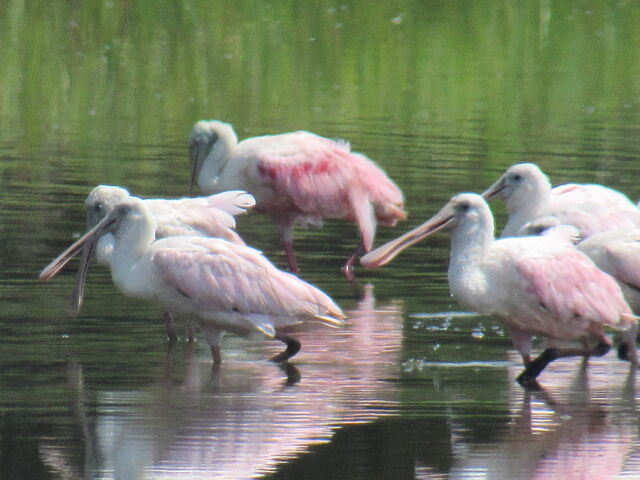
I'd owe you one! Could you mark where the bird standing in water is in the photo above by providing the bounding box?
[361,193,637,386]
[519,218,640,364]
[41,197,345,365]
[70,186,255,342]
[188,120,406,277]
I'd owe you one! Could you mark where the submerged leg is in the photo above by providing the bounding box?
[282,240,299,274]
[276,221,299,274]
[279,362,302,386]
[210,345,222,366]
[516,339,611,387]
[506,325,533,366]
[164,311,178,343]
[341,242,365,281]
[618,323,639,364]
[200,325,224,365]
[185,319,196,342]
[270,334,301,363]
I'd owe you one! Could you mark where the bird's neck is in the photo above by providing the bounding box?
[95,233,116,267]
[448,214,494,292]
[111,217,156,272]
[449,214,494,278]
[198,134,239,192]
[447,215,494,312]
[502,183,551,237]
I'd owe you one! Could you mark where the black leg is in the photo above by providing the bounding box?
[279,362,302,386]
[270,335,301,362]
[516,341,611,387]
[618,342,634,362]
[517,348,558,387]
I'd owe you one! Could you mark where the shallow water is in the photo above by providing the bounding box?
[2,1,640,479]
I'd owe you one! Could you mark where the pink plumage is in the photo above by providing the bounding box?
[483,163,640,238]
[361,193,637,386]
[153,237,343,322]
[548,183,640,236]
[189,121,406,276]
[40,197,346,365]
[515,245,633,340]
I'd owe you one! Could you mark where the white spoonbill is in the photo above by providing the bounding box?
[70,186,255,342]
[361,193,637,386]
[40,197,345,365]
[520,218,640,363]
[188,120,406,276]
[482,163,640,238]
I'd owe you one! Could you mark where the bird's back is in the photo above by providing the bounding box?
[149,236,345,330]
[145,192,253,244]
[239,131,405,229]
[548,183,640,236]
[475,237,634,340]
[577,228,640,310]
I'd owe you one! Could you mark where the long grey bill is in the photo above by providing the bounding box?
[68,241,96,318]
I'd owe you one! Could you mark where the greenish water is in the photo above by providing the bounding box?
[2,1,640,478]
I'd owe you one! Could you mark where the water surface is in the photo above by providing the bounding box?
[2,1,640,479]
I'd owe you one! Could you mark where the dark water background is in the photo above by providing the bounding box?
[2,1,640,478]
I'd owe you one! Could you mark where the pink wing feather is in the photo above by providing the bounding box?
[151,237,344,323]
[550,184,640,235]
[248,131,405,247]
[145,191,255,244]
[515,246,633,339]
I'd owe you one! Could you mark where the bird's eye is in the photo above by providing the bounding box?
[208,132,219,149]
[459,203,470,213]
[513,174,522,181]
[93,203,103,213]
[116,205,131,216]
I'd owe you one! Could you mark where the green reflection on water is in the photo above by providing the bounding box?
[2,0,640,175]
[2,1,640,479]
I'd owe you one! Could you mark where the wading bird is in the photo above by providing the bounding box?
[40,197,345,365]
[520,218,640,364]
[482,163,640,238]
[188,120,406,277]
[71,186,256,342]
[361,193,637,386]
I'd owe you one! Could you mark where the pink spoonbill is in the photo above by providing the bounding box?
[361,193,637,386]
[40,197,345,365]
[520,217,640,364]
[70,186,256,342]
[482,163,640,238]
[188,120,407,277]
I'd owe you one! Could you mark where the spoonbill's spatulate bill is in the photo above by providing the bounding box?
[40,197,345,365]
[361,193,637,386]
[70,186,255,342]
[188,120,406,277]
[482,163,640,238]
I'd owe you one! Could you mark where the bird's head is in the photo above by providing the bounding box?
[482,163,551,212]
[361,193,490,268]
[40,197,152,283]
[85,185,130,228]
[188,120,237,194]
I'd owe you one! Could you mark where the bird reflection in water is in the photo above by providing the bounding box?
[38,285,404,479]
[445,357,639,479]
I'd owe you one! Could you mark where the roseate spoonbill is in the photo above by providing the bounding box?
[482,163,640,238]
[188,120,406,276]
[361,193,637,386]
[70,186,256,342]
[520,218,640,363]
[40,197,345,365]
